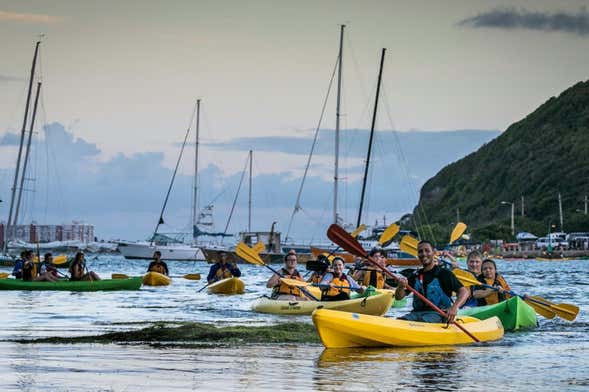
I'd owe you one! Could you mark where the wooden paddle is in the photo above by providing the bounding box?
[236,242,319,301]
[327,223,480,342]
[452,269,578,321]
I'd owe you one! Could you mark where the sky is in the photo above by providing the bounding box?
[0,1,588,242]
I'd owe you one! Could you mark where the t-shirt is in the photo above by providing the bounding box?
[408,265,463,299]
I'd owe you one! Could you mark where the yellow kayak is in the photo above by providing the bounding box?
[142,272,171,286]
[312,309,504,348]
[208,277,245,295]
[251,292,393,316]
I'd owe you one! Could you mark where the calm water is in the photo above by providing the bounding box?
[0,256,588,391]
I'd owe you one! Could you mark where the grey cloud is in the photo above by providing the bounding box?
[0,132,21,145]
[458,7,589,36]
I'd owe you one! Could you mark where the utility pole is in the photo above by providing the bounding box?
[521,195,525,217]
[511,202,515,237]
[558,192,563,232]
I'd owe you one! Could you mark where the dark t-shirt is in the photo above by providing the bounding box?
[408,265,463,299]
[147,261,169,276]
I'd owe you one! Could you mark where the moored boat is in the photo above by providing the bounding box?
[142,271,171,286]
[251,291,393,316]
[207,277,245,294]
[0,277,142,291]
[312,309,504,348]
[458,296,537,331]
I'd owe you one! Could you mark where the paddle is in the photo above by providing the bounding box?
[450,222,467,244]
[452,269,578,321]
[33,254,68,265]
[400,235,419,257]
[378,223,399,246]
[280,277,363,292]
[236,242,319,301]
[327,223,480,342]
[112,273,200,280]
[0,272,9,279]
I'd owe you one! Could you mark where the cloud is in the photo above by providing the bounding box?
[0,133,21,146]
[458,7,589,36]
[0,74,23,82]
[0,10,62,24]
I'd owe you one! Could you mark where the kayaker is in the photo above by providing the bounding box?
[11,251,26,279]
[457,250,484,307]
[352,248,393,290]
[473,259,511,306]
[39,252,60,279]
[22,251,57,282]
[395,240,469,323]
[266,250,308,301]
[319,257,365,301]
[147,251,169,276]
[307,254,331,284]
[207,251,241,283]
[69,252,101,281]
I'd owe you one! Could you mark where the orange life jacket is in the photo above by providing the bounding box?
[274,268,302,297]
[326,274,351,297]
[215,266,233,280]
[363,269,385,289]
[481,275,511,305]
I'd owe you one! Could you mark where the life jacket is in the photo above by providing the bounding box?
[363,269,385,289]
[326,274,351,297]
[274,268,302,297]
[150,262,167,275]
[69,262,85,281]
[215,265,233,280]
[477,275,510,305]
[412,268,453,311]
[310,273,323,285]
[22,261,35,281]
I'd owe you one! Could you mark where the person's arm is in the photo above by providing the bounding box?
[441,251,458,269]
[447,286,469,322]
[164,263,169,276]
[207,264,219,283]
[395,276,412,300]
[229,263,241,277]
[266,273,281,288]
[347,276,364,293]
[442,270,468,322]
[147,261,155,273]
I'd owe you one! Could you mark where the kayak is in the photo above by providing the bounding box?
[0,277,142,291]
[312,309,504,348]
[458,296,537,331]
[208,277,245,295]
[143,272,171,286]
[251,291,394,316]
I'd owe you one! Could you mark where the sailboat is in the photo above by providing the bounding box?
[118,100,213,261]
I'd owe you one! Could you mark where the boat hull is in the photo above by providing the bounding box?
[0,277,142,291]
[312,309,504,348]
[207,277,245,294]
[202,248,314,264]
[142,272,171,286]
[118,242,204,261]
[458,296,537,331]
[251,292,393,316]
[310,247,420,267]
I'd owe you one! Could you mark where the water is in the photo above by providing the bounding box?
[1,256,588,391]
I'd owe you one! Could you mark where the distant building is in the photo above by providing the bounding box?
[0,221,95,248]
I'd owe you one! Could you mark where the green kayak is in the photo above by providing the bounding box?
[0,277,142,291]
[458,296,537,331]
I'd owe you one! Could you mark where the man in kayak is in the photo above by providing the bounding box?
[473,259,511,306]
[266,250,308,301]
[319,257,365,301]
[147,251,169,276]
[352,248,393,290]
[446,250,483,307]
[39,253,60,279]
[11,251,26,279]
[395,241,469,323]
[207,251,241,284]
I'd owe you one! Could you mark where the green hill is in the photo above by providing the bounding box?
[411,80,589,242]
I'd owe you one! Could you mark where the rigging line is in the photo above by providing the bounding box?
[151,105,198,244]
[284,52,339,240]
[222,153,250,241]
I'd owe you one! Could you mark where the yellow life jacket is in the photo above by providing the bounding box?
[310,273,323,284]
[327,274,350,297]
[150,263,166,275]
[215,266,233,280]
[363,269,385,289]
[482,275,510,305]
[275,268,302,297]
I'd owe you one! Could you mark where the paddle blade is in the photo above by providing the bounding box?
[450,222,467,244]
[252,242,266,253]
[280,277,309,288]
[53,255,68,265]
[351,224,367,238]
[524,298,556,319]
[236,242,265,266]
[327,224,368,258]
[452,269,480,287]
[0,272,9,279]
[112,273,129,279]
[527,296,579,321]
[378,223,400,246]
[183,273,201,281]
[400,238,418,257]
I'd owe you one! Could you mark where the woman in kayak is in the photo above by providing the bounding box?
[69,252,101,281]
[352,248,392,290]
[22,251,58,282]
[147,251,169,276]
[39,253,60,279]
[207,251,241,284]
[267,250,307,301]
[320,257,365,301]
[473,259,511,306]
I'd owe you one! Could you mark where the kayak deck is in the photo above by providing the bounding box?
[458,296,537,331]
[143,272,171,286]
[208,277,245,295]
[312,309,504,348]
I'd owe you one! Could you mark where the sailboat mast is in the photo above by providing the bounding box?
[357,48,386,228]
[5,41,41,250]
[334,24,344,224]
[248,150,252,232]
[192,99,200,235]
[14,81,42,226]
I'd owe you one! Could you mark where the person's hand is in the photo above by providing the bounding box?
[446,304,459,323]
[397,276,408,289]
